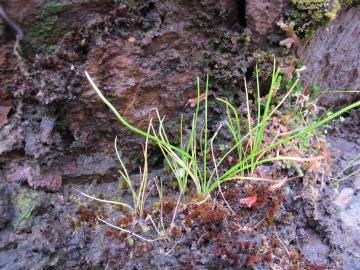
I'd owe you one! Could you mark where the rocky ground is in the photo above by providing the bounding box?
[0,1,359,269]
[0,109,359,269]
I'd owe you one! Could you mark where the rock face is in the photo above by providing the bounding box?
[301,8,360,108]
[2,0,355,192]
[246,0,288,43]
[0,0,249,191]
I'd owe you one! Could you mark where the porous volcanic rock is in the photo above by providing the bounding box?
[246,0,288,43]
[0,0,250,190]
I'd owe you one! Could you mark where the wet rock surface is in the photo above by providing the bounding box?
[286,108,360,269]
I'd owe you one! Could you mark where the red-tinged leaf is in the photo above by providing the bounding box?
[188,93,206,108]
[240,195,257,208]
[279,66,295,79]
[227,156,237,164]
[279,124,288,132]
[285,148,303,158]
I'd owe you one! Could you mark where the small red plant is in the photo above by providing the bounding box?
[239,195,257,208]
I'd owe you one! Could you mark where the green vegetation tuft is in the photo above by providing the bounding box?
[340,0,360,8]
[289,0,341,38]
[288,0,360,40]
[13,193,40,230]
[85,59,360,197]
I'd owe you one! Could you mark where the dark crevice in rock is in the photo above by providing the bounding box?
[237,0,247,27]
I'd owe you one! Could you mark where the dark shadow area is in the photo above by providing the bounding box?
[237,0,247,27]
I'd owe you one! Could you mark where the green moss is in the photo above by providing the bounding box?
[340,0,360,8]
[3,84,12,92]
[13,193,40,230]
[289,0,340,39]
[22,1,66,57]
[289,0,360,40]
[241,29,251,48]
[326,0,341,20]
[291,0,328,19]
[252,50,276,86]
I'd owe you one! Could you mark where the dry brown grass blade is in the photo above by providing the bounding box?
[97,217,165,242]
[73,188,134,212]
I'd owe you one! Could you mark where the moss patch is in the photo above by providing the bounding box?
[287,0,360,40]
[22,1,66,58]
[288,0,339,39]
[13,192,41,230]
[340,0,360,8]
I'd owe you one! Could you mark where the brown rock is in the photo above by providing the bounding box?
[0,105,11,128]
[0,86,12,128]
[5,162,62,192]
[1,0,247,191]
[246,0,288,43]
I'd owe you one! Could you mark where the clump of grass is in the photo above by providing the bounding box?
[85,59,360,197]
[113,119,152,218]
[75,121,152,218]
[74,120,168,242]
[75,120,154,218]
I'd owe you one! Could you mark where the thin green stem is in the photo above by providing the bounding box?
[202,75,209,193]
[85,71,189,158]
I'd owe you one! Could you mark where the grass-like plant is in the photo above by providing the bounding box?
[74,120,169,242]
[148,76,209,195]
[113,120,152,218]
[85,60,360,197]
[75,121,153,218]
